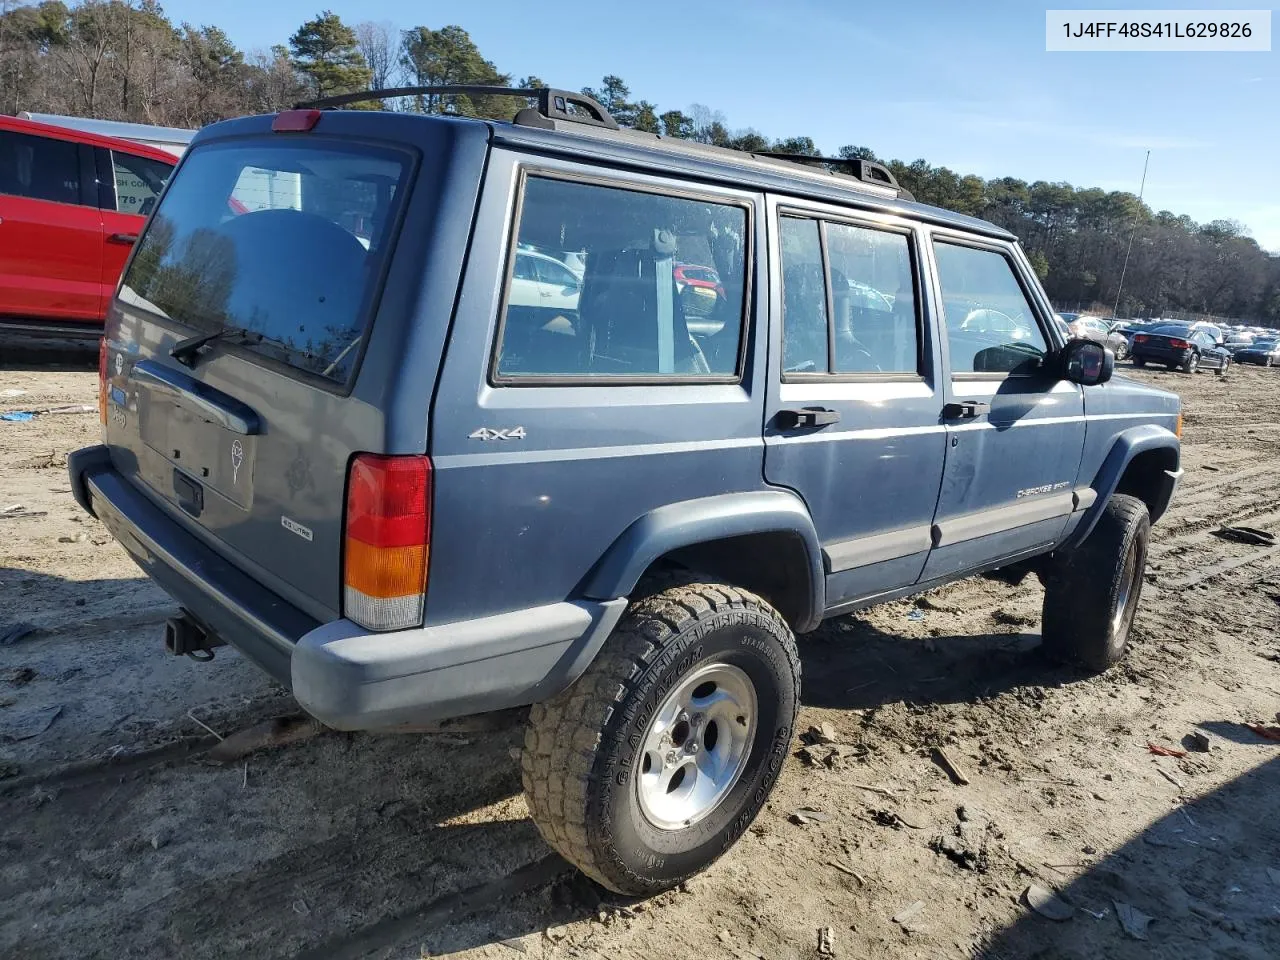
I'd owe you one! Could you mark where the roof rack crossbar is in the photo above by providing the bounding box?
[294,85,619,130]
[757,152,908,196]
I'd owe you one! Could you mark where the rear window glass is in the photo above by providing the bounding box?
[120,139,410,384]
[494,176,748,380]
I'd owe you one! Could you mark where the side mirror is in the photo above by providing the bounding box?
[1062,338,1114,386]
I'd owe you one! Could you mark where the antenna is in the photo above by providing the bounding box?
[1113,150,1150,319]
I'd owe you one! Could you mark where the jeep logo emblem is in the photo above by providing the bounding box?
[469,426,526,441]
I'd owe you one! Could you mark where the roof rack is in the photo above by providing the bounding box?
[295,85,619,130]
[757,153,912,200]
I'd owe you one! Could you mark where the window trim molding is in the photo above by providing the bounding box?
[778,206,927,384]
[488,166,754,387]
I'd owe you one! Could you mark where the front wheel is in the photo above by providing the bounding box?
[522,579,800,895]
[1181,351,1199,374]
[1115,341,1129,361]
[1041,494,1150,672]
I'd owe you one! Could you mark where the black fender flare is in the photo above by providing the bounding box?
[1068,424,1181,548]
[580,489,826,632]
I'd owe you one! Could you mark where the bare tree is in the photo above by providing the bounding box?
[354,20,399,90]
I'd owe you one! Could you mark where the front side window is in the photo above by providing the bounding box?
[933,242,1048,375]
[120,139,409,385]
[0,130,81,206]
[494,176,748,379]
[112,151,173,216]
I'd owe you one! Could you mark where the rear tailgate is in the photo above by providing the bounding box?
[100,112,488,622]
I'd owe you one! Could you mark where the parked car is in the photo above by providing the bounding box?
[1223,333,1256,355]
[0,115,176,338]
[1068,315,1129,360]
[1234,338,1280,366]
[71,86,1182,897]
[1131,324,1231,374]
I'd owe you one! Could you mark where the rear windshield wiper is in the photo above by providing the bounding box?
[170,326,262,367]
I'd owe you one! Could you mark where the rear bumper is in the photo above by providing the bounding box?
[1132,346,1191,365]
[69,445,627,730]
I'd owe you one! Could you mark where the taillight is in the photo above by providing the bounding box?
[98,337,108,426]
[1133,334,1147,343]
[1169,338,1190,349]
[343,454,431,631]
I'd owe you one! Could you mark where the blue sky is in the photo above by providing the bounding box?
[160,0,1279,250]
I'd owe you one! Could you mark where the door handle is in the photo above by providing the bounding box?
[107,233,138,245]
[942,400,991,420]
[776,407,841,429]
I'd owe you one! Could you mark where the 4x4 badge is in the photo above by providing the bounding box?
[469,426,526,441]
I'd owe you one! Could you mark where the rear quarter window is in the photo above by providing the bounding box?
[120,138,411,385]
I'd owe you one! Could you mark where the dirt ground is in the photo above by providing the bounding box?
[2,348,1278,960]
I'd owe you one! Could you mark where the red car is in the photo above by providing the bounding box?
[0,115,176,336]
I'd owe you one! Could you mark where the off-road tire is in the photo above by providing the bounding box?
[1041,494,1150,672]
[522,579,800,895]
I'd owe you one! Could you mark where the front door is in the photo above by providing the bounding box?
[762,200,947,611]
[921,234,1086,582]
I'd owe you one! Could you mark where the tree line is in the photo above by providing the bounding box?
[2,1,1276,325]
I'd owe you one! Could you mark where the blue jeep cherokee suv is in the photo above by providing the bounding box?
[70,86,1182,896]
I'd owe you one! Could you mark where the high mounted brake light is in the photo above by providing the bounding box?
[272,109,321,132]
[343,454,431,631]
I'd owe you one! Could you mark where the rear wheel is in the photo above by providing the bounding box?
[1041,494,1150,672]
[522,578,800,895]
[1181,351,1199,374]
[1216,358,1229,377]
[1132,356,1146,368]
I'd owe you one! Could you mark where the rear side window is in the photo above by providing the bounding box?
[494,176,749,380]
[120,139,410,385]
[933,242,1048,375]
[111,151,173,216]
[0,130,81,206]
[780,215,920,376]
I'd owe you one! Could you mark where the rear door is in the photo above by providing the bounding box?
[762,198,947,610]
[428,154,765,624]
[921,233,1086,581]
[98,147,175,313]
[0,128,103,322]
[103,130,432,622]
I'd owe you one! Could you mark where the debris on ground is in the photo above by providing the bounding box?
[4,667,36,686]
[870,809,921,830]
[1114,901,1154,940]
[932,746,972,785]
[0,704,62,741]
[1024,884,1073,921]
[1185,730,1212,752]
[992,608,1036,626]
[930,804,993,872]
[906,609,926,622]
[0,412,34,422]
[716,929,732,944]
[1148,742,1188,758]
[1243,722,1280,742]
[891,901,925,926]
[790,807,831,826]
[803,722,839,744]
[817,926,834,955]
[0,623,36,646]
[1213,526,1276,546]
[208,715,323,763]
